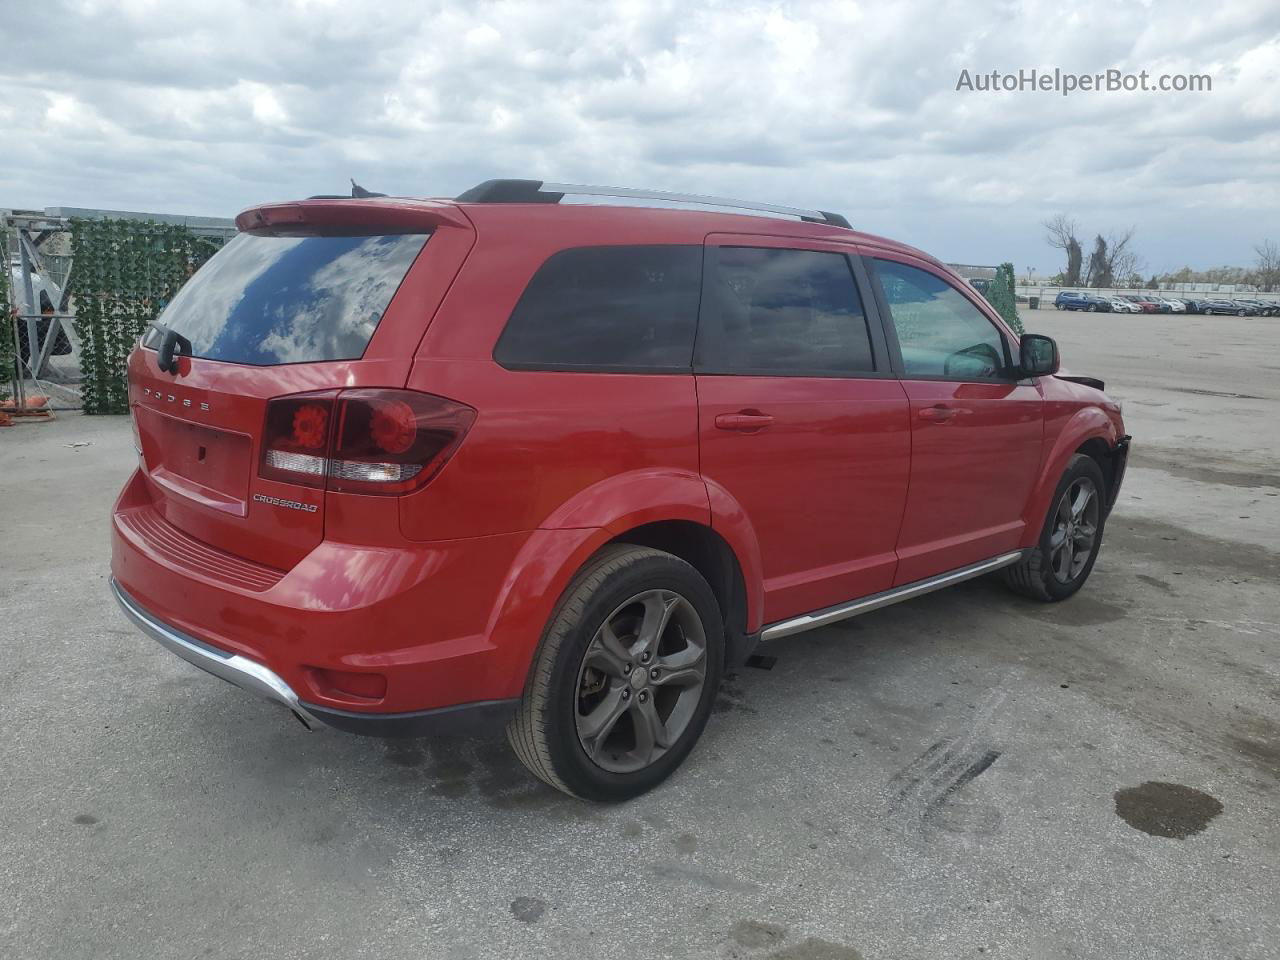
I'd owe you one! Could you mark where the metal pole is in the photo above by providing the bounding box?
[10,308,25,412]
[16,228,39,373]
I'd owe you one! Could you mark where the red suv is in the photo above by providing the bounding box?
[111,179,1129,800]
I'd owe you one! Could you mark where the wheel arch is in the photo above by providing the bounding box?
[1020,407,1119,545]
[486,470,765,695]
[1074,435,1120,505]
[605,519,757,668]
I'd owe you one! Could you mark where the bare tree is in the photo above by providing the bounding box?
[1254,240,1280,292]
[1107,228,1140,286]
[1081,228,1138,289]
[1044,215,1083,285]
[1084,235,1109,288]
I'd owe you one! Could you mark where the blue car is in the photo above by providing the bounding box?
[1054,291,1109,312]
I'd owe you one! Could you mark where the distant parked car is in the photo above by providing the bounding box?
[1108,298,1140,314]
[1202,299,1251,316]
[1178,298,1208,314]
[1235,298,1278,317]
[1055,291,1108,312]
[1156,297,1186,313]
[1120,295,1159,314]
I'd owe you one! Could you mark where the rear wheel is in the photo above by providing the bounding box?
[1237,309,1246,317]
[508,545,723,801]
[1004,454,1107,602]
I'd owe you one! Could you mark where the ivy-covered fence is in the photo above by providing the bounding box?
[70,219,222,414]
[0,260,14,403]
[989,262,1024,335]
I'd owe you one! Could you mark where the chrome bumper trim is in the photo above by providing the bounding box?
[760,550,1027,641]
[111,578,315,727]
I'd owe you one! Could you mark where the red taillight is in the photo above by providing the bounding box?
[329,388,476,495]
[259,390,337,489]
[259,388,475,496]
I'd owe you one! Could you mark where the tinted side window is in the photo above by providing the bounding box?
[874,259,1011,380]
[494,245,701,372]
[695,247,875,376]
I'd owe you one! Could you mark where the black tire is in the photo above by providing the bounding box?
[1087,304,1097,312]
[507,544,724,801]
[1237,309,1246,317]
[1055,303,1064,310]
[1003,454,1108,602]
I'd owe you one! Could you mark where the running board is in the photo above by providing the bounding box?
[760,550,1028,641]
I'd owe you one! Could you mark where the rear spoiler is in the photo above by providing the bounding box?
[235,198,471,235]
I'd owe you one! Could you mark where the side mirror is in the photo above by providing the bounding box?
[1019,333,1059,377]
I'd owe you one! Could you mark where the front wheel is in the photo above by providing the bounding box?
[1004,454,1108,602]
[508,544,724,801]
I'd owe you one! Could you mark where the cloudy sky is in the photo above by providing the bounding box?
[2,0,1277,275]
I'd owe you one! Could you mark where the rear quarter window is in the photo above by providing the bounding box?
[142,232,429,365]
[493,245,702,372]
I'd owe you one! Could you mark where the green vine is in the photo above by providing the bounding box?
[990,262,1024,335]
[70,218,222,414]
[0,237,14,403]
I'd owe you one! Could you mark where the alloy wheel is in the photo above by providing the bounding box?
[574,589,707,774]
[1048,477,1100,584]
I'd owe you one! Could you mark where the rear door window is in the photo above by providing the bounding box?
[142,232,429,365]
[695,246,876,376]
[493,245,702,372]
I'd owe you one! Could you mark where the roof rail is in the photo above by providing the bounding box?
[454,179,851,228]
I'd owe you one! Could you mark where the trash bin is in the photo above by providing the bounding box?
[1028,296,1040,310]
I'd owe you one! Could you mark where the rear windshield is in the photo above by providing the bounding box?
[141,232,429,365]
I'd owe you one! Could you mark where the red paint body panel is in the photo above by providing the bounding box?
[1020,381,1122,541]
[110,196,1127,723]
[398,361,701,540]
[697,374,910,622]
[892,378,1045,583]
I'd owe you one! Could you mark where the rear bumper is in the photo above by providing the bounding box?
[110,466,546,720]
[113,578,316,724]
[112,578,517,736]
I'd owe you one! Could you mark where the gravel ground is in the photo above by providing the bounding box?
[1,308,1277,960]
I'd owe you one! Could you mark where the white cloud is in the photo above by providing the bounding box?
[0,0,1277,272]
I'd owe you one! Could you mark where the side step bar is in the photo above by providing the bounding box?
[760,550,1027,641]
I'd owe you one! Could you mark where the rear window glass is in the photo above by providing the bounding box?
[141,232,429,365]
[493,245,701,372]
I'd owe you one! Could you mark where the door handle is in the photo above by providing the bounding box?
[918,404,965,422]
[715,411,775,432]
